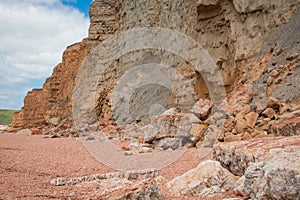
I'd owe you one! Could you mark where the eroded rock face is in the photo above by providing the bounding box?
[10,0,300,135]
[77,0,300,126]
[10,40,88,131]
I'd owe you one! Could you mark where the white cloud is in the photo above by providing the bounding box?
[0,0,90,109]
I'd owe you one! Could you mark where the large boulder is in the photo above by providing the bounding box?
[213,135,300,176]
[142,113,197,149]
[244,146,300,199]
[272,117,300,136]
[166,160,237,197]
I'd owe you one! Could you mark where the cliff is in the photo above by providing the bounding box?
[10,0,300,131]
[10,40,88,131]
[5,1,300,198]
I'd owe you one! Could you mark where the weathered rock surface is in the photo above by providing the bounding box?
[10,0,300,132]
[50,168,159,186]
[272,116,300,136]
[16,129,32,136]
[50,169,164,199]
[9,40,88,131]
[244,145,300,200]
[191,98,212,120]
[213,135,300,176]
[166,160,237,197]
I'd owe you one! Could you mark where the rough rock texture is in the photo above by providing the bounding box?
[9,40,88,131]
[244,145,300,200]
[213,135,300,176]
[50,169,159,186]
[16,129,32,136]
[166,160,237,197]
[50,169,164,199]
[272,114,300,136]
[10,0,300,130]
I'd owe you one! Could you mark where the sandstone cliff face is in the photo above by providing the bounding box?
[10,0,300,130]
[84,0,300,124]
[10,40,88,131]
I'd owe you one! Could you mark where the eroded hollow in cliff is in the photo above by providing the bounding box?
[95,49,211,125]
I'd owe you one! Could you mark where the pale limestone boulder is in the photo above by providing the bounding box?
[213,135,300,176]
[16,129,32,136]
[166,160,237,197]
[244,146,300,200]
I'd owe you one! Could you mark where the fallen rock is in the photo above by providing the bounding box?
[166,160,237,197]
[267,97,281,110]
[16,129,32,136]
[272,117,300,136]
[143,113,194,148]
[49,117,60,126]
[152,137,192,150]
[213,135,300,176]
[235,118,248,134]
[233,176,246,197]
[51,169,164,200]
[50,168,159,186]
[227,84,253,116]
[224,133,241,142]
[261,108,276,119]
[244,145,300,200]
[275,110,300,124]
[100,178,164,200]
[244,112,258,128]
[251,130,268,138]
[190,98,212,120]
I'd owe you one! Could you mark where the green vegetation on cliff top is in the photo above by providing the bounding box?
[0,110,18,125]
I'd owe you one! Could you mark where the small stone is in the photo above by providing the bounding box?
[267,97,281,110]
[279,103,289,115]
[270,70,280,77]
[286,52,299,61]
[86,136,95,141]
[49,117,60,126]
[274,77,282,84]
[16,129,32,135]
[251,130,268,138]
[267,77,273,86]
[244,112,259,128]
[235,119,248,134]
[225,133,241,142]
[241,132,251,140]
[124,152,133,156]
[191,98,212,120]
[262,108,276,119]
[50,133,61,138]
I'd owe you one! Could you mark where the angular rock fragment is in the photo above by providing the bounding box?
[166,160,237,197]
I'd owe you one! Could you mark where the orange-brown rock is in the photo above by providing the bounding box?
[9,40,88,131]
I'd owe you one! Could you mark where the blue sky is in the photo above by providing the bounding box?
[0,0,93,109]
[62,0,93,17]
